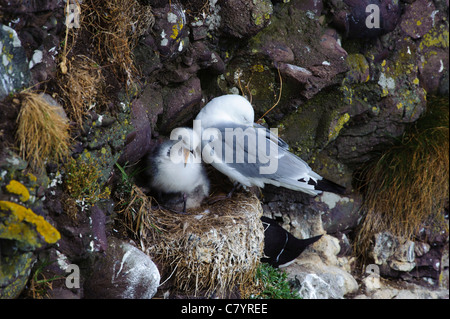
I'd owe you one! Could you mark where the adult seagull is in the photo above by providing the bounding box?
[194,94,345,196]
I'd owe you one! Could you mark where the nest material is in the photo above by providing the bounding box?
[125,186,264,297]
[58,55,105,126]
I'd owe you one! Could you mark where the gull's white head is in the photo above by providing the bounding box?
[195,94,255,127]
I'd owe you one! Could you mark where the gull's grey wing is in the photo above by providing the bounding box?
[201,122,321,194]
[253,123,290,151]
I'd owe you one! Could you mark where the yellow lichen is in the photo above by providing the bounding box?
[329,113,350,140]
[251,64,265,73]
[419,25,449,50]
[170,22,183,40]
[27,172,37,183]
[0,200,61,244]
[5,180,30,202]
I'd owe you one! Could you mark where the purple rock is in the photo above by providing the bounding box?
[118,99,152,165]
[400,0,437,39]
[331,0,401,38]
[152,2,188,60]
[90,205,108,253]
[160,76,202,133]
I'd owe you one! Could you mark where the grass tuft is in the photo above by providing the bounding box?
[15,92,71,172]
[355,96,449,259]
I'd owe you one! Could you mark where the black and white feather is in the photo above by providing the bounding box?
[261,216,322,268]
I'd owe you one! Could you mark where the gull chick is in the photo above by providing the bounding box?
[194,94,345,196]
[147,127,210,212]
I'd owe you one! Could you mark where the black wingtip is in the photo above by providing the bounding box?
[310,178,347,195]
[299,234,323,247]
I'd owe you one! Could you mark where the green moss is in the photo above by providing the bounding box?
[64,156,111,206]
[280,87,347,160]
[250,263,301,299]
[0,252,35,299]
[223,56,280,115]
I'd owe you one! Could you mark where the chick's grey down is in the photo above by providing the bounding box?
[147,127,210,210]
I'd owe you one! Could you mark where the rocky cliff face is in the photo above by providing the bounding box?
[1,0,448,299]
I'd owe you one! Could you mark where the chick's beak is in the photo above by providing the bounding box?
[183,148,195,167]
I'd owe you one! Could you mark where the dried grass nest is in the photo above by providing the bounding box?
[123,186,264,297]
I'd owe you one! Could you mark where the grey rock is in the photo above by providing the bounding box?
[394,240,415,263]
[89,205,108,253]
[371,231,399,265]
[290,0,323,16]
[414,242,431,257]
[287,251,359,299]
[314,192,363,235]
[388,260,416,272]
[354,282,449,299]
[0,24,31,100]
[418,48,448,95]
[262,186,362,240]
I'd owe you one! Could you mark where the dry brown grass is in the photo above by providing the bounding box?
[58,55,105,126]
[81,0,154,87]
[355,97,449,259]
[57,0,154,126]
[15,92,71,172]
[120,186,264,298]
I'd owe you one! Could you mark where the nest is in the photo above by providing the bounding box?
[123,186,264,297]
